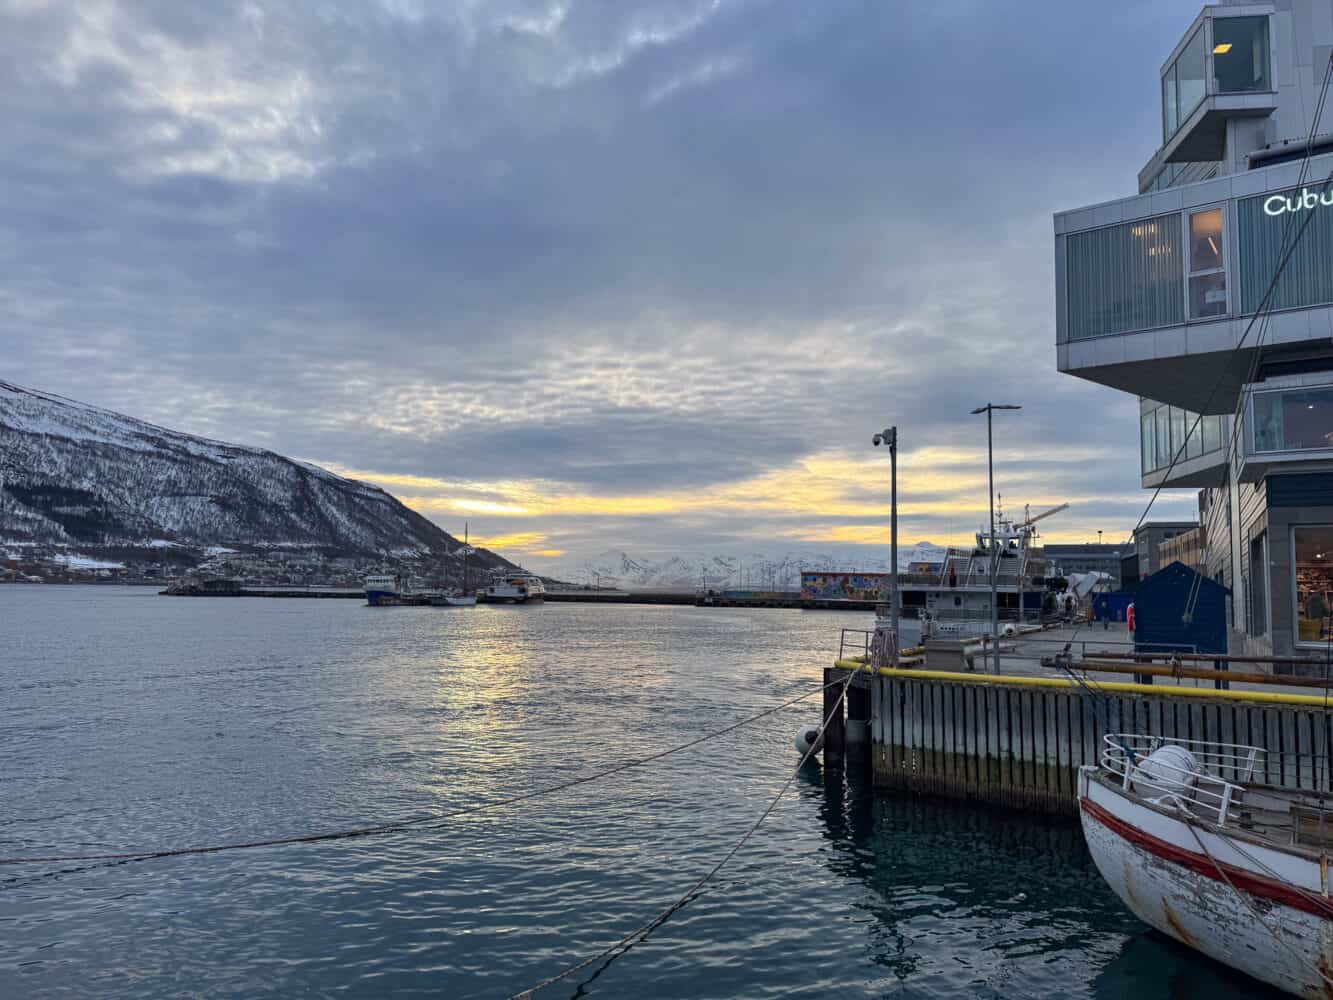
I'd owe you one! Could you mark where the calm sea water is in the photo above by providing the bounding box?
[0,586,1277,999]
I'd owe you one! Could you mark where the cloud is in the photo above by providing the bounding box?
[0,0,1205,568]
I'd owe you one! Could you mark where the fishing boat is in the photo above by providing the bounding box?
[431,527,479,607]
[480,571,546,604]
[363,573,402,607]
[1079,733,1333,998]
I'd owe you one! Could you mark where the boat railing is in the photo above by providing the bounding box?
[1101,733,1265,826]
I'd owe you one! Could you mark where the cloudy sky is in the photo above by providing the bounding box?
[2,0,1202,572]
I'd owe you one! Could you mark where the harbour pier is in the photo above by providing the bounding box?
[822,627,1333,818]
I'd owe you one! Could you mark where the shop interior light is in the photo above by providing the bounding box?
[1207,236,1219,256]
[1213,42,1233,54]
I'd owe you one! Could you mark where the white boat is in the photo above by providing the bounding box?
[480,571,546,604]
[1080,733,1333,998]
[431,592,478,607]
[364,573,402,606]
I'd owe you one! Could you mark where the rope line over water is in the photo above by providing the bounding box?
[506,663,863,999]
[0,679,840,871]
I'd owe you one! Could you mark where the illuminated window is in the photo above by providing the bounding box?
[1213,17,1270,94]
[1294,527,1333,645]
[1188,208,1227,319]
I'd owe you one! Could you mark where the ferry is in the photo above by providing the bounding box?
[363,573,402,607]
[480,571,546,604]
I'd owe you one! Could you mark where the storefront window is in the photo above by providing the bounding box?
[1253,386,1333,453]
[1294,527,1333,645]
[1212,16,1270,94]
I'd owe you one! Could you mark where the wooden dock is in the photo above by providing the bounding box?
[824,661,1333,817]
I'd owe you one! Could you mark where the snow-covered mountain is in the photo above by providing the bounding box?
[548,543,949,592]
[0,380,516,577]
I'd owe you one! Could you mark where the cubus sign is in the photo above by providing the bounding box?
[1263,187,1333,217]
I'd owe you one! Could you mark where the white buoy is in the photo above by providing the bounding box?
[794,726,824,756]
[1002,623,1018,637]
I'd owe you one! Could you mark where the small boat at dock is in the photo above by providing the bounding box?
[1080,733,1333,998]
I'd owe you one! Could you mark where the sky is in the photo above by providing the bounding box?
[1,0,1205,573]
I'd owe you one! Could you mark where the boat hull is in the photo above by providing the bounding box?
[1079,771,1333,999]
[432,595,478,607]
[365,589,400,607]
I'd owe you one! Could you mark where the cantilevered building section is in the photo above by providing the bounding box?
[1054,1,1333,659]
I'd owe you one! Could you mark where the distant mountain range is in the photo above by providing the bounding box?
[0,380,517,580]
[546,543,950,592]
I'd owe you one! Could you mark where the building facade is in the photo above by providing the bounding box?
[1042,543,1128,589]
[1054,1,1333,658]
[1133,521,1201,579]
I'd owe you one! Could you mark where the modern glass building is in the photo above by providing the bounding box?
[1054,1,1333,659]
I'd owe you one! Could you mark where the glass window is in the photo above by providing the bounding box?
[1169,407,1187,464]
[1066,214,1184,340]
[1190,272,1228,318]
[1202,413,1223,453]
[1162,64,1179,141]
[1186,411,1203,459]
[1141,409,1157,473]
[1237,187,1333,313]
[1213,16,1270,94]
[1294,527,1333,645]
[1177,28,1206,120]
[1156,405,1171,469]
[1188,208,1226,319]
[1253,387,1333,452]
[1190,209,1224,271]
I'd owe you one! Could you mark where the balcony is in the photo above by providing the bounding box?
[1140,401,1229,488]
[1239,376,1333,482]
[1138,7,1277,190]
[1055,154,1333,414]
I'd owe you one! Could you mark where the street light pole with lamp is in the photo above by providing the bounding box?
[970,403,1021,675]
[873,427,899,668]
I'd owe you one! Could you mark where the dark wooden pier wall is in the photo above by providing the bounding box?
[825,667,1333,817]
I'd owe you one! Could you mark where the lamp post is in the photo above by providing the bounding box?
[873,427,899,667]
[970,403,1022,675]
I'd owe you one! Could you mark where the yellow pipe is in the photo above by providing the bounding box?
[831,661,1333,707]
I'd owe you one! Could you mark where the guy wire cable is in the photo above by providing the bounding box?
[504,659,866,1000]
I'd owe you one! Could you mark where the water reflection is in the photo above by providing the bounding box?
[805,763,1282,999]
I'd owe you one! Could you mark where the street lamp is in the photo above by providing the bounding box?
[970,403,1022,675]
[873,427,899,668]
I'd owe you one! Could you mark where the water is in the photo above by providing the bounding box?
[0,586,1278,999]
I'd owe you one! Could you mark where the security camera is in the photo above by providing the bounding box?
[872,434,883,446]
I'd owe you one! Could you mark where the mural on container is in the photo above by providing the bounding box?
[800,571,889,602]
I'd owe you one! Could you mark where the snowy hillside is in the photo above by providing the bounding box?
[0,380,516,576]
[548,543,949,591]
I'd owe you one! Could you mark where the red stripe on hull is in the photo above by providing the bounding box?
[1080,795,1333,921]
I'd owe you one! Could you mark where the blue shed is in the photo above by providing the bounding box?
[1133,561,1229,656]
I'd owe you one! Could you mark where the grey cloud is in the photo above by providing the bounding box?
[0,0,1206,557]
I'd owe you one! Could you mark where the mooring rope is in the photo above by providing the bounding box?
[505,662,865,999]
[0,678,842,871]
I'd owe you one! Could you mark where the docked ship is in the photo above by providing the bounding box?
[801,503,1067,642]
[363,573,402,606]
[479,571,546,604]
[1080,734,1333,998]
